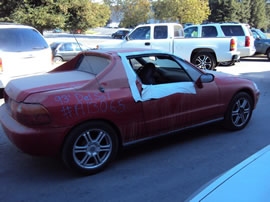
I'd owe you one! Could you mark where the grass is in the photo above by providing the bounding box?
[84,30,99,34]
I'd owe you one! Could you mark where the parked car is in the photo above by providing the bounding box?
[0,49,259,175]
[50,42,89,63]
[0,23,52,95]
[187,145,270,201]
[98,23,240,70]
[184,23,256,65]
[111,29,130,39]
[251,28,270,60]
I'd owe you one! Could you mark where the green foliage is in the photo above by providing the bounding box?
[153,0,210,24]
[0,0,111,34]
[208,0,239,23]
[209,0,268,30]
[64,0,111,33]
[250,0,267,29]
[119,0,152,28]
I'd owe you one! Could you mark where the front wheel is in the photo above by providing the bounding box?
[62,121,119,175]
[192,52,216,70]
[224,92,253,130]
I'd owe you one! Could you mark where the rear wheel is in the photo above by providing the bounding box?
[192,52,216,70]
[224,92,253,130]
[62,121,119,175]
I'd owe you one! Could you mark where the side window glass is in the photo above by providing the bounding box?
[174,25,183,37]
[221,25,245,36]
[202,26,218,37]
[59,44,65,51]
[184,27,198,38]
[63,43,73,51]
[154,26,168,39]
[129,26,150,40]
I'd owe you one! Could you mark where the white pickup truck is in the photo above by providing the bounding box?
[97,23,240,70]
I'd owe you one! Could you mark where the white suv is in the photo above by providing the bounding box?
[0,23,52,93]
[184,23,256,58]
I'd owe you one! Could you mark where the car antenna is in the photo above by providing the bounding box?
[73,33,105,93]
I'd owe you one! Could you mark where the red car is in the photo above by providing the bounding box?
[0,49,260,174]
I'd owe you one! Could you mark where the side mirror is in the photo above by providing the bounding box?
[125,35,129,41]
[196,73,214,88]
[200,73,214,83]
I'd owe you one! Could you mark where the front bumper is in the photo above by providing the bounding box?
[0,104,70,155]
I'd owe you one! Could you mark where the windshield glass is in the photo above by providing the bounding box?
[0,28,48,52]
[255,29,267,39]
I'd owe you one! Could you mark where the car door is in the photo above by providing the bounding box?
[122,26,152,49]
[150,25,171,52]
[139,56,220,138]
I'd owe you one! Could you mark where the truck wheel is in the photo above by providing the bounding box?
[267,49,270,60]
[62,121,119,175]
[192,52,216,70]
[224,92,253,130]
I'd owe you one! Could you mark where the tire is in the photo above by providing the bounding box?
[53,56,63,64]
[267,49,270,60]
[224,92,253,130]
[62,121,119,175]
[192,52,216,70]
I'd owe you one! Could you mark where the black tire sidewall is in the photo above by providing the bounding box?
[53,56,63,63]
[224,92,253,130]
[192,52,216,70]
[62,121,119,175]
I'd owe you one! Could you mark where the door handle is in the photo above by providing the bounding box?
[145,42,150,46]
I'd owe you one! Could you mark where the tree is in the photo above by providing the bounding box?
[208,0,239,23]
[236,0,251,23]
[119,0,152,28]
[0,0,111,34]
[153,0,210,24]
[249,0,267,29]
[64,0,111,33]
[9,0,68,34]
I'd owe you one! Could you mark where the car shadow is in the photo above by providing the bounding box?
[116,121,228,162]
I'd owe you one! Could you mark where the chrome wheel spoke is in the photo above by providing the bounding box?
[93,153,101,165]
[96,131,106,144]
[80,153,92,166]
[100,144,111,152]
[84,131,93,144]
[74,145,88,153]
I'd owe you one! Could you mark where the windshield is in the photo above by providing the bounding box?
[0,28,48,52]
[254,29,267,39]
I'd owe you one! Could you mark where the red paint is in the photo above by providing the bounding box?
[0,49,260,155]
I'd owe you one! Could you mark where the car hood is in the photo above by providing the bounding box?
[188,145,270,201]
[5,71,95,102]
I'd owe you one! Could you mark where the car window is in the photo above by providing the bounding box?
[129,26,150,40]
[221,25,245,36]
[0,28,48,52]
[184,27,198,38]
[76,55,110,75]
[154,26,168,39]
[202,26,218,37]
[129,55,192,85]
[174,25,184,37]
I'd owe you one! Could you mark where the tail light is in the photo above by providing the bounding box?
[0,58,3,73]
[10,100,51,126]
[245,36,250,47]
[230,39,236,51]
